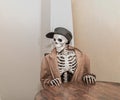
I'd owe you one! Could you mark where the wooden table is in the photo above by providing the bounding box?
[35,81,120,100]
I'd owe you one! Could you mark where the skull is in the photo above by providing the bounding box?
[53,34,68,52]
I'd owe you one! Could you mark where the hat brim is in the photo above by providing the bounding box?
[46,32,55,38]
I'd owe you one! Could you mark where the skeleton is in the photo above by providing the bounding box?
[57,48,77,83]
[49,34,96,86]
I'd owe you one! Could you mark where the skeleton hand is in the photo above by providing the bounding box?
[50,78,62,86]
[82,74,96,85]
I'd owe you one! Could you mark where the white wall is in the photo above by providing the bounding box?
[0,0,74,99]
[51,0,73,31]
[40,0,74,53]
[0,0,41,100]
[40,0,51,55]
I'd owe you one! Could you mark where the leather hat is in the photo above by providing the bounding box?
[46,27,72,44]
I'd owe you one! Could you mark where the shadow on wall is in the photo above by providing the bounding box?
[40,0,52,58]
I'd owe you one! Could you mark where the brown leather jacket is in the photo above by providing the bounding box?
[40,46,90,88]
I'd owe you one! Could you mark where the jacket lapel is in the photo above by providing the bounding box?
[49,48,61,79]
[71,49,84,82]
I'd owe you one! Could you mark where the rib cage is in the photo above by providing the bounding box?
[57,49,77,82]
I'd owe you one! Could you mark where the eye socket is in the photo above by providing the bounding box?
[58,38,62,42]
[53,38,56,41]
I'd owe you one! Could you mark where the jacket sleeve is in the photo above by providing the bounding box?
[83,54,90,75]
[40,56,52,89]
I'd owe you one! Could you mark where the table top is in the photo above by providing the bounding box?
[35,81,120,100]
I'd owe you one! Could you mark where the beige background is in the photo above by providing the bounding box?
[72,0,120,82]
